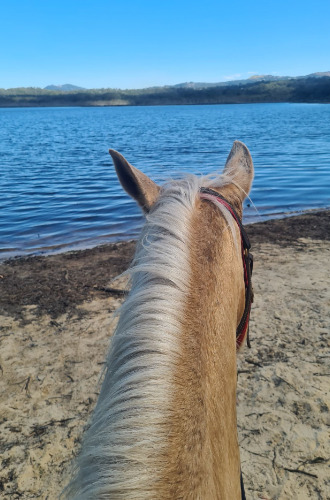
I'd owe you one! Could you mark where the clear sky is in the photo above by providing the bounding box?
[2,0,330,89]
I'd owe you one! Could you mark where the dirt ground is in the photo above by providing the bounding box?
[0,210,329,499]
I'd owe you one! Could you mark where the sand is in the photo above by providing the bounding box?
[0,211,329,499]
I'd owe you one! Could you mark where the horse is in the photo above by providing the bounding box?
[65,140,254,499]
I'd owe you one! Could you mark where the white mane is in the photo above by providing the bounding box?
[65,171,236,499]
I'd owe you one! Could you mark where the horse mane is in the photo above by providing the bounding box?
[65,170,238,499]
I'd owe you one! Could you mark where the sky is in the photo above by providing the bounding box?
[1,0,330,89]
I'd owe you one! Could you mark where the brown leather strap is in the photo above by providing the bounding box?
[199,187,253,347]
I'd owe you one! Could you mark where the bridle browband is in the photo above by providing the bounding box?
[199,187,254,350]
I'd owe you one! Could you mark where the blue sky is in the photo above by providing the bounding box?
[2,0,330,89]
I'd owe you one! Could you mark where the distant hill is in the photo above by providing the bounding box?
[174,72,330,89]
[173,76,287,89]
[0,73,329,107]
[306,71,330,78]
[44,84,85,91]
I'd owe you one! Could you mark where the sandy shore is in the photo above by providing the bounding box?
[0,211,329,499]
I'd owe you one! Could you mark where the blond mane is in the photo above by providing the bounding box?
[65,172,236,499]
[65,140,254,499]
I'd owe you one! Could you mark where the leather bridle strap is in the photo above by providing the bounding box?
[199,187,254,350]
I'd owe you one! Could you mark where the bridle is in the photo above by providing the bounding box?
[200,186,252,499]
[199,187,254,350]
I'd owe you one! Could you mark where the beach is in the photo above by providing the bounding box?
[0,210,329,499]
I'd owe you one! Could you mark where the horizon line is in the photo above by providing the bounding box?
[2,71,330,92]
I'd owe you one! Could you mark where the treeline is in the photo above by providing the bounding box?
[1,77,330,107]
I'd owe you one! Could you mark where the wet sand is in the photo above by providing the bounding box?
[0,210,329,499]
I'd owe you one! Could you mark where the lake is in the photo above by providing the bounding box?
[1,103,329,259]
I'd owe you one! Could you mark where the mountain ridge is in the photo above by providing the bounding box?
[2,71,330,93]
[1,72,329,107]
[44,84,85,91]
[173,71,330,89]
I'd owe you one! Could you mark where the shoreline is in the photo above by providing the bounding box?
[1,75,330,107]
[1,100,330,109]
[1,210,329,320]
[0,210,329,499]
[1,206,329,265]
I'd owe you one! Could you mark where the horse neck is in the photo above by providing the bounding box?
[164,197,244,499]
[65,184,244,500]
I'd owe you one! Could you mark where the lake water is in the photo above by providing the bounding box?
[1,103,329,259]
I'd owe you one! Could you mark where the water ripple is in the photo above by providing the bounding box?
[0,103,329,259]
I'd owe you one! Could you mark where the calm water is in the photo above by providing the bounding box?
[1,103,329,259]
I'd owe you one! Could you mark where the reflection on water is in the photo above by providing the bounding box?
[0,103,329,259]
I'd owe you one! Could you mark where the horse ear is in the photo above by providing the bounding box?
[223,141,254,200]
[109,149,160,212]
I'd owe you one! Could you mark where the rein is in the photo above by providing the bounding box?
[199,187,254,350]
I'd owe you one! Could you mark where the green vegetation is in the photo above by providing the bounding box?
[0,77,329,107]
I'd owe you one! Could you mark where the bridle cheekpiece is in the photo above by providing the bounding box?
[199,187,254,350]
